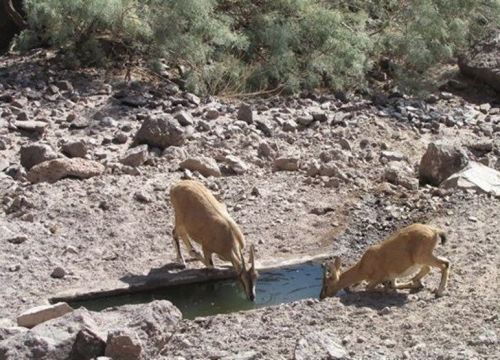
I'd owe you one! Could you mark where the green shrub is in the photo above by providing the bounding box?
[14,0,500,95]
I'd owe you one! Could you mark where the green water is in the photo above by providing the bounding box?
[69,262,323,319]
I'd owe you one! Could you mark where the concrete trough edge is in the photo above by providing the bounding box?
[49,252,332,304]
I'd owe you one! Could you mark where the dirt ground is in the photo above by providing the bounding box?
[0,52,498,359]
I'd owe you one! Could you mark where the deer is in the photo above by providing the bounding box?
[320,223,450,299]
[169,180,258,301]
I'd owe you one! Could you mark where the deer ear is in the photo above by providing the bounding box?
[334,256,341,271]
[249,244,255,270]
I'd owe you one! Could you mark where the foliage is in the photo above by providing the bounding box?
[14,0,500,94]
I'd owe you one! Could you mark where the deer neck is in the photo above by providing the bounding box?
[337,263,365,289]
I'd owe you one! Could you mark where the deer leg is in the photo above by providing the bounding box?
[424,256,450,297]
[171,228,185,266]
[202,247,214,268]
[176,228,206,265]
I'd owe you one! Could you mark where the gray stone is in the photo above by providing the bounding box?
[381,150,407,162]
[258,142,275,159]
[174,111,194,126]
[224,155,248,175]
[134,115,185,149]
[297,112,314,126]
[101,117,118,127]
[205,108,220,120]
[0,318,26,341]
[295,330,348,360]
[441,161,500,197]
[17,303,73,328]
[237,104,253,124]
[20,143,58,170]
[180,157,221,177]
[105,329,142,360]
[62,141,87,158]
[282,119,298,132]
[120,145,149,167]
[7,235,27,244]
[273,157,300,171]
[51,266,66,279]
[419,142,469,186]
[55,81,74,92]
[14,120,47,134]
[69,327,106,360]
[113,131,129,144]
[384,162,419,191]
[27,158,105,184]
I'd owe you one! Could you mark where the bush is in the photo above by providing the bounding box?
[14,0,500,95]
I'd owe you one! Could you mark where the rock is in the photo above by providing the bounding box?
[51,266,66,279]
[55,80,74,92]
[458,30,500,91]
[20,143,59,170]
[384,162,419,191]
[62,140,88,158]
[120,145,149,167]
[338,138,352,151]
[297,112,314,126]
[174,111,194,126]
[295,330,348,360]
[185,93,201,106]
[121,96,147,108]
[255,119,273,137]
[381,150,407,162]
[27,158,105,184]
[237,104,253,124]
[0,318,26,341]
[134,115,185,149]
[134,191,152,203]
[224,155,249,175]
[113,131,129,144]
[282,119,298,132]
[100,117,118,127]
[306,159,321,177]
[180,157,221,177]
[17,303,73,328]
[273,156,300,171]
[258,142,275,159]
[105,329,142,360]
[7,235,27,244]
[69,117,90,129]
[3,309,100,359]
[320,163,349,181]
[205,108,220,120]
[419,142,469,186]
[69,327,106,360]
[441,161,500,197]
[14,120,47,134]
[311,110,328,122]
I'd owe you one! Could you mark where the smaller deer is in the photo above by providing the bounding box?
[170,180,258,301]
[320,224,450,299]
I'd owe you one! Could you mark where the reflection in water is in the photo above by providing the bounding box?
[70,262,324,319]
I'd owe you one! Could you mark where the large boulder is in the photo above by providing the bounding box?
[20,143,59,170]
[0,309,102,360]
[27,158,105,184]
[0,301,182,360]
[419,143,469,186]
[133,115,185,149]
[441,161,500,197]
[458,30,500,92]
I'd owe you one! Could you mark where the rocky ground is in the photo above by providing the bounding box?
[0,50,499,359]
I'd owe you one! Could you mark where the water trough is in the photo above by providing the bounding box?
[49,253,331,319]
